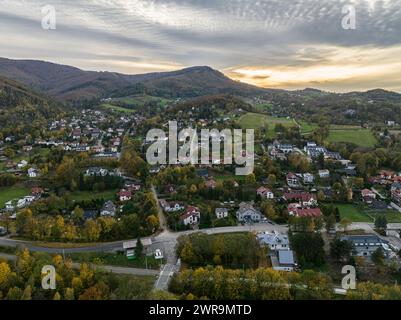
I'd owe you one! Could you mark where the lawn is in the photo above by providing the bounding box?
[368,210,401,223]
[68,252,164,270]
[238,112,316,138]
[327,128,377,148]
[101,104,136,113]
[336,204,373,222]
[69,190,117,202]
[0,186,30,208]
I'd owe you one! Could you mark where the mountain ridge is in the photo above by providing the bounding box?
[0,57,400,103]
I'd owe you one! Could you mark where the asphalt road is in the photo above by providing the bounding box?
[1,221,399,261]
[154,263,176,290]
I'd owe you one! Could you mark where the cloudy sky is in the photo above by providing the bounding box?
[0,0,400,92]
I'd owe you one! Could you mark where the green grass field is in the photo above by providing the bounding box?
[238,112,316,138]
[327,128,377,148]
[68,252,164,269]
[336,204,373,222]
[101,104,136,113]
[0,186,30,208]
[368,210,401,223]
[69,190,117,202]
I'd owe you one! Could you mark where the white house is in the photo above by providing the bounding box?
[28,168,38,178]
[236,202,263,222]
[318,169,330,179]
[215,208,229,219]
[118,190,132,202]
[100,201,116,217]
[17,160,28,169]
[180,206,201,225]
[257,232,290,251]
[257,187,274,199]
[303,173,315,184]
[85,167,109,177]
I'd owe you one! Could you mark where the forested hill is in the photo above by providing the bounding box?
[0,76,66,137]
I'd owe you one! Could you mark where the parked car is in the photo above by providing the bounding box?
[0,226,7,236]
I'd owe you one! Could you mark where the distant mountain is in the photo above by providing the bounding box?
[0,58,267,102]
[1,57,400,105]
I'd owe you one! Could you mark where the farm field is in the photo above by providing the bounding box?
[326,128,377,147]
[0,186,30,208]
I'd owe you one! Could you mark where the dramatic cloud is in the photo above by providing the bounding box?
[0,0,400,91]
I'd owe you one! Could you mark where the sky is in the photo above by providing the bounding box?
[0,0,400,92]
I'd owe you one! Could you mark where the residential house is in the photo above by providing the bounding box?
[257,232,290,251]
[160,200,185,212]
[340,234,390,257]
[361,189,376,204]
[288,207,322,217]
[283,192,317,207]
[72,129,82,140]
[17,160,28,169]
[272,250,296,272]
[318,169,330,179]
[257,187,274,199]
[180,206,201,226]
[303,173,315,184]
[85,167,109,177]
[31,187,44,198]
[100,201,116,217]
[126,184,141,193]
[118,190,132,202]
[28,167,38,178]
[215,208,229,219]
[236,202,263,222]
[286,172,300,188]
[278,144,294,154]
[91,128,101,139]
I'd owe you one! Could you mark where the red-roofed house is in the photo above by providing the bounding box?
[286,172,300,188]
[31,187,44,198]
[289,207,322,217]
[118,190,132,202]
[180,206,201,226]
[361,189,376,203]
[257,187,274,199]
[283,192,317,207]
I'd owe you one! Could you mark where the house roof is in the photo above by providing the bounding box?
[340,234,389,246]
[118,190,131,197]
[257,186,272,193]
[180,206,200,221]
[283,192,314,202]
[101,200,116,212]
[257,233,289,247]
[293,208,322,217]
[278,250,295,265]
